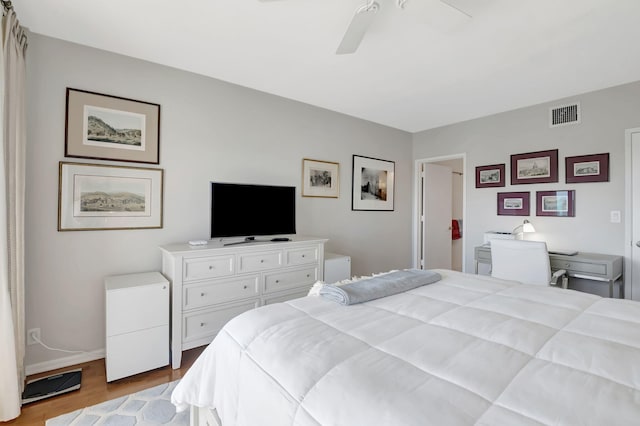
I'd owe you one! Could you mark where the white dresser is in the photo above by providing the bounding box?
[160,236,327,368]
[105,272,169,382]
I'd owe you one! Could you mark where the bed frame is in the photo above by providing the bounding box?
[190,405,221,426]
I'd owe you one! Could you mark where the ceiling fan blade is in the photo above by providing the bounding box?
[439,0,473,17]
[336,2,380,55]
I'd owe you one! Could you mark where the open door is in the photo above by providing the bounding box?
[628,128,640,300]
[421,163,453,269]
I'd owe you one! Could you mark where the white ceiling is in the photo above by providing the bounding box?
[14,0,640,133]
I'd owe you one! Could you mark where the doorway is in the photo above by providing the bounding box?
[625,128,640,300]
[414,154,465,272]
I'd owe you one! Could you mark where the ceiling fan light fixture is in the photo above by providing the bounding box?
[335,1,380,55]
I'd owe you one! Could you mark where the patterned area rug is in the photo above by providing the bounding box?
[45,380,188,425]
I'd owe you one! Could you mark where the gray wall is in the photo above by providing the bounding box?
[25,34,413,369]
[413,81,640,296]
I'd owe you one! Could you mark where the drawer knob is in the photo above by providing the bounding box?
[243,285,248,289]
[306,274,310,278]
[275,280,280,283]
[302,254,305,258]
[260,259,264,263]
[200,322,205,327]
[209,265,213,270]
[201,292,205,297]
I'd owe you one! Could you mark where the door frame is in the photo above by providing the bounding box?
[413,153,467,272]
[624,127,640,300]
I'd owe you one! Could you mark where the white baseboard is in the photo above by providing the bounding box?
[25,348,105,376]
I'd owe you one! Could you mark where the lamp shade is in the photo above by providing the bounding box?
[522,220,535,233]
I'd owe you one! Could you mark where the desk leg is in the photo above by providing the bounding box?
[474,260,478,274]
[609,280,613,298]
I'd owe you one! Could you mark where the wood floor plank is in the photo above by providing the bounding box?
[6,346,205,426]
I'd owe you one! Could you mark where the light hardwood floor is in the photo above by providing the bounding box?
[5,346,206,426]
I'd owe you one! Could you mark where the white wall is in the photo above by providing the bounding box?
[414,81,640,296]
[25,34,413,369]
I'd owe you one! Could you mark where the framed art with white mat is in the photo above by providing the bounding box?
[352,155,394,211]
[58,162,163,231]
[302,158,339,198]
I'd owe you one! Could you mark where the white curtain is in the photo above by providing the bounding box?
[0,7,26,422]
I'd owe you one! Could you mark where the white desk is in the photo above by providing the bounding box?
[474,245,624,298]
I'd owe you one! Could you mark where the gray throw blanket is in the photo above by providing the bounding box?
[319,269,442,305]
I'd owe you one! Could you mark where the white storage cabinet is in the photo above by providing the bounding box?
[105,272,169,382]
[324,252,351,283]
[161,236,327,368]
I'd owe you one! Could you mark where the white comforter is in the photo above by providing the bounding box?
[172,270,640,425]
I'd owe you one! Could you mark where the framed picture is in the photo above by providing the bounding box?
[65,88,161,164]
[58,162,164,231]
[565,153,609,183]
[302,158,339,198]
[352,155,395,211]
[510,149,558,185]
[497,192,530,216]
[476,164,506,188]
[536,190,575,217]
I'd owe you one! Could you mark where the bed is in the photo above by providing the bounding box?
[171,269,640,425]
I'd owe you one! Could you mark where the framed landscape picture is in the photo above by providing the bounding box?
[302,158,339,198]
[65,88,161,164]
[497,192,530,216]
[352,155,395,211]
[476,164,505,188]
[536,190,575,217]
[58,162,164,231]
[510,149,558,185]
[565,153,609,183]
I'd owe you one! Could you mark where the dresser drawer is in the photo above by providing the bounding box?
[475,247,491,263]
[238,251,282,273]
[106,281,168,337]
[264,267,318,294]
[286,246,318,266]
[183,275,260,310]
[183,300,259,343]
[183,255,234,281]
[263,288,310,305]
[550,259,607,277]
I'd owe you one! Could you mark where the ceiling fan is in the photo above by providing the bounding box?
[259,0,473,55]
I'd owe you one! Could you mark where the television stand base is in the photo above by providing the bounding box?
[223,237,290,246]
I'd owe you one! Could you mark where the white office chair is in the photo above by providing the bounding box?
[490,239,568,288]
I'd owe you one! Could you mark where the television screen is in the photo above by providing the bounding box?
[210,182,296,238]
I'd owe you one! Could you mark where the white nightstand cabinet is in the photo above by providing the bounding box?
[105,272,169,382]
[161,236,327,368]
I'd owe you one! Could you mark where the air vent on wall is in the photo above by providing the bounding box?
[549,102,581,127]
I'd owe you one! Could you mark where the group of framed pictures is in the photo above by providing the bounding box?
[301,155,395,211]
[477,149,610,218]
[497,190,575,217]
[59,88,163,231]
[476,149,609,188]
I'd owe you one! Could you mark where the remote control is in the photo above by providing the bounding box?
[271,237,290,242]
[188,240,208,246]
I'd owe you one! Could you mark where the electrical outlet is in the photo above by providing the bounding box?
[27,328,40,345]
[611,210,621,223]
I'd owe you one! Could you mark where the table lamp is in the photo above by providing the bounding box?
[512,219,535,239]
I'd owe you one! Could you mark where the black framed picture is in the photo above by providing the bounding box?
[510,149,558,185]
[497,192,530,216]
[565,153,609,183]
[65,88,160,164]
[476,164,506,188]
[536,190,575,217]
[352,155,395,211]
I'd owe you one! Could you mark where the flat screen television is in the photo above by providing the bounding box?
[210,182,296,239]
